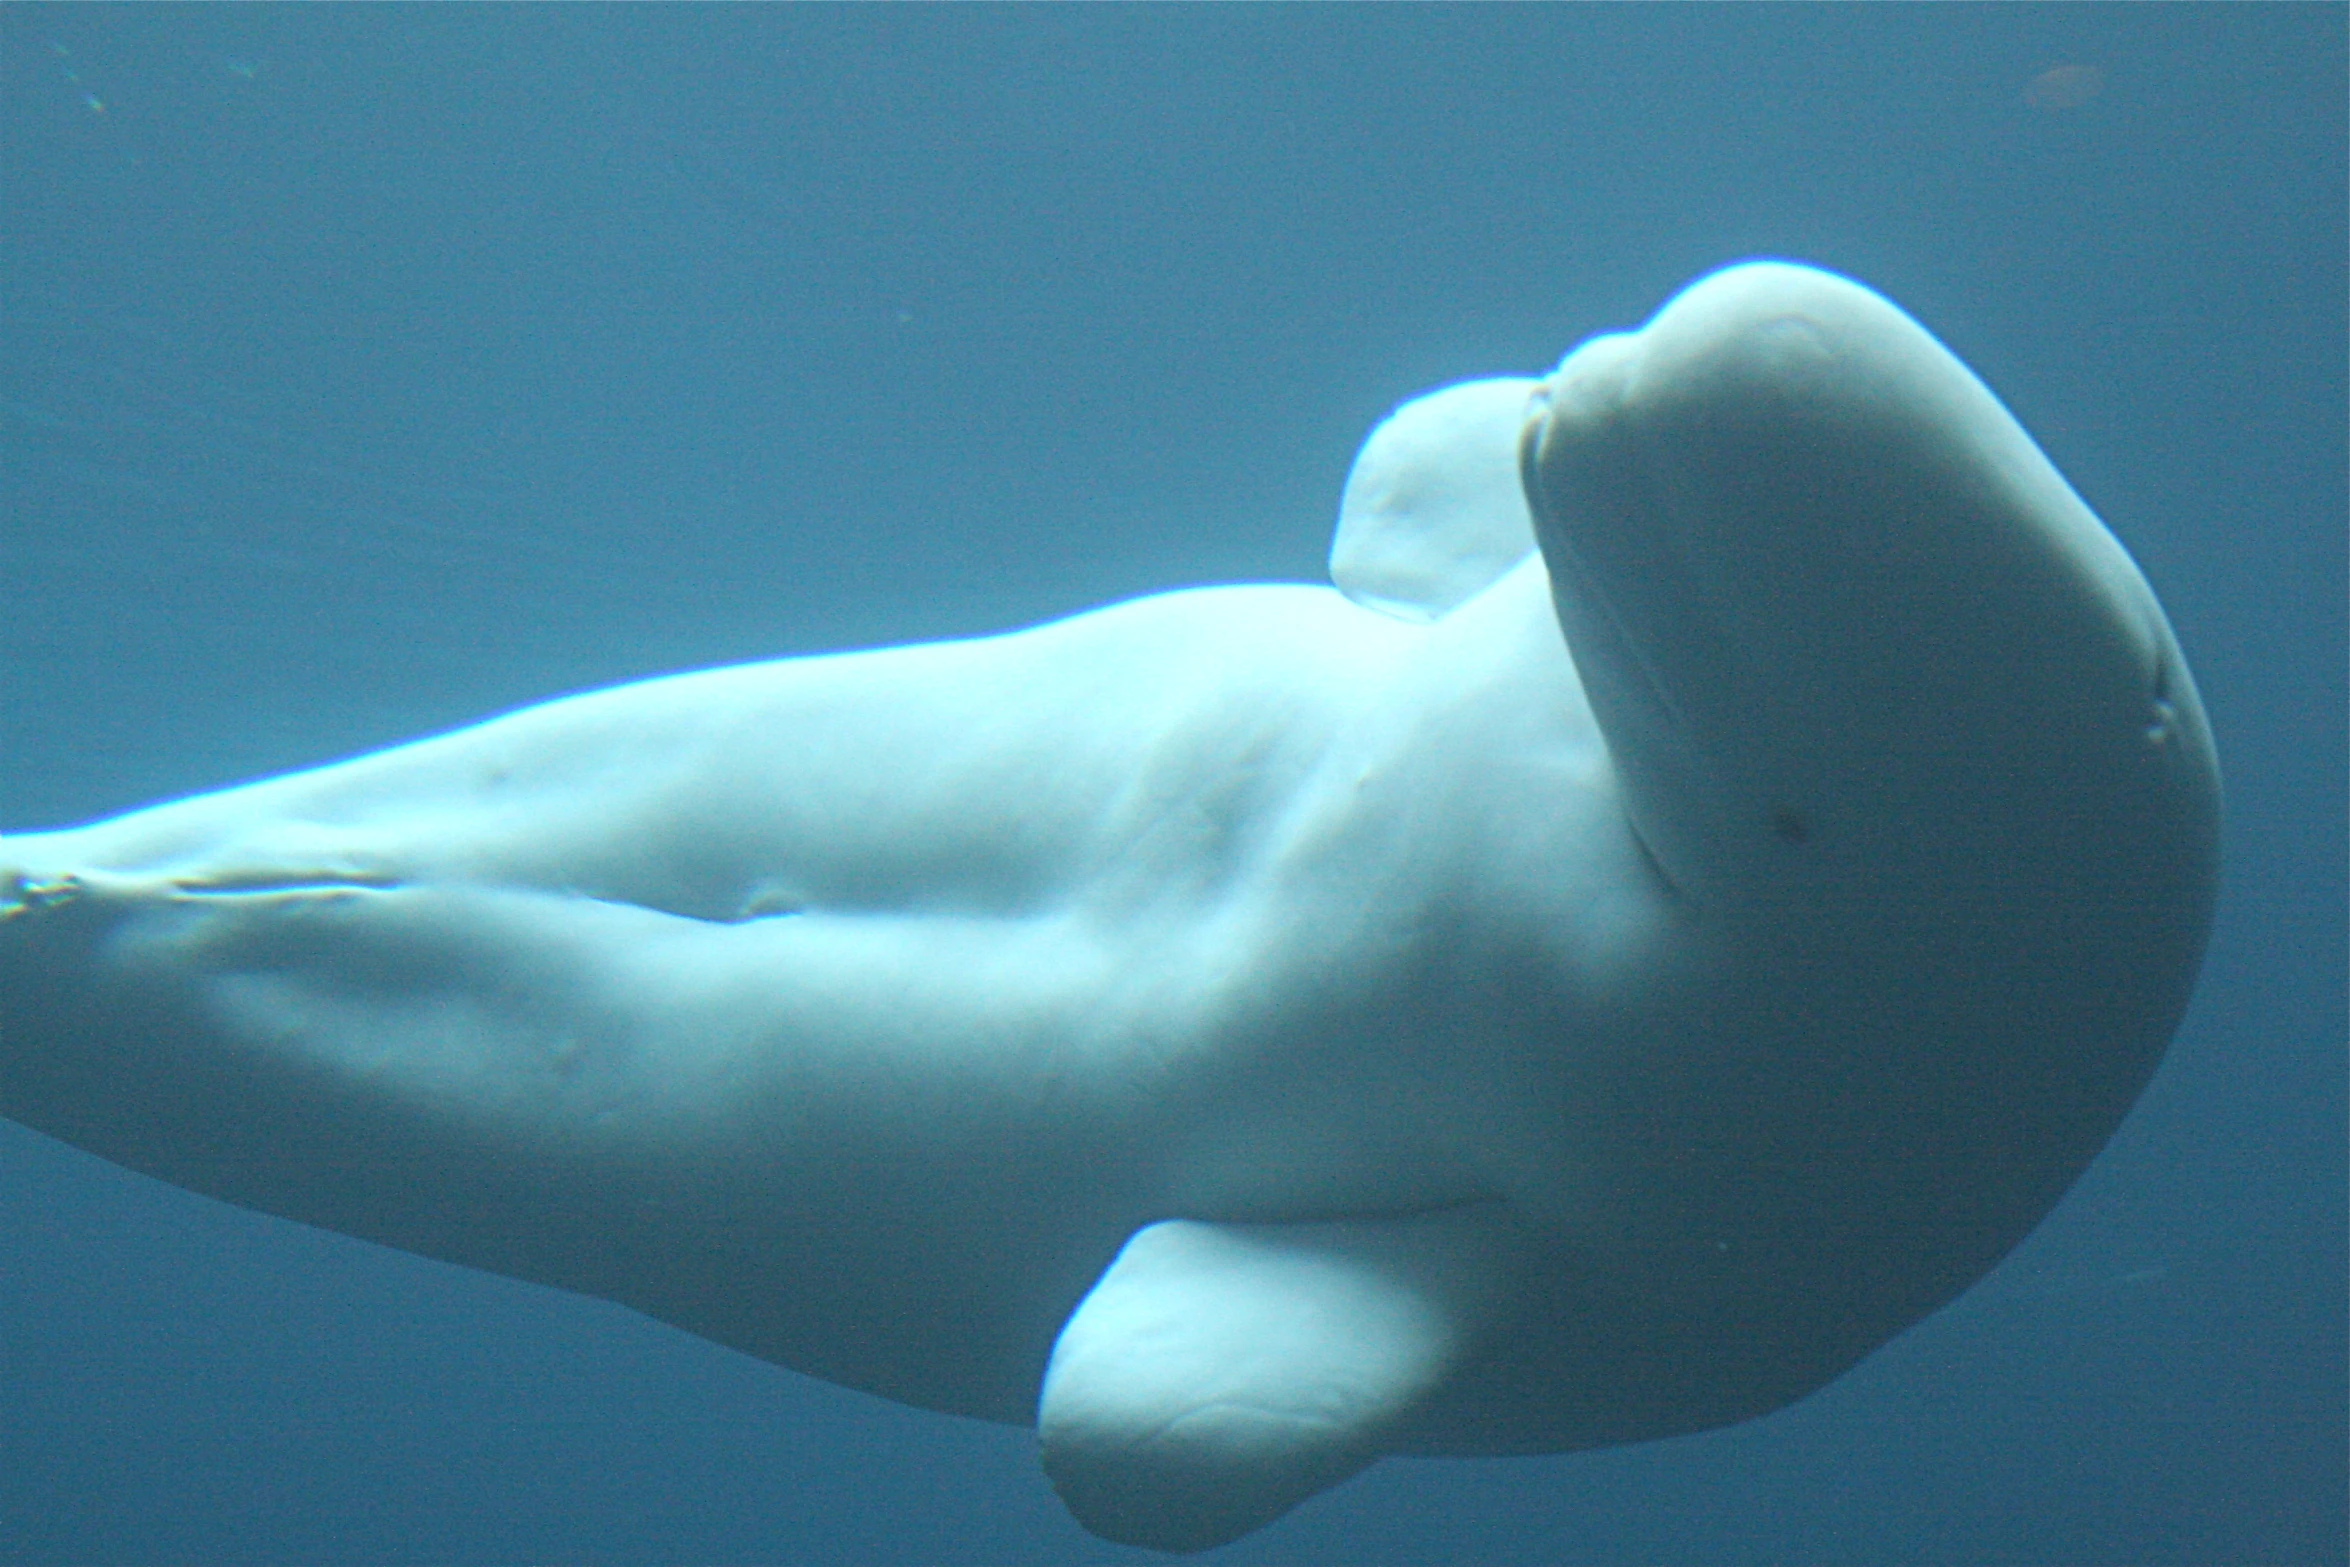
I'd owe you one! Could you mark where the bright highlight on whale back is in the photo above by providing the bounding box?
[0,262,2217,1554]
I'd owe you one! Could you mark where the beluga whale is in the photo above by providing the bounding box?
[0,263,2219,1552]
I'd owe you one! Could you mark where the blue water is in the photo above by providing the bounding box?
[2,7,2342,1563]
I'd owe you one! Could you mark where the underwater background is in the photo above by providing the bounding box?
[1,6,2342,1564]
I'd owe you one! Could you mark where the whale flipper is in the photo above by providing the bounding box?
[1039,1206,1509,1552]
[1329,377,1541,622]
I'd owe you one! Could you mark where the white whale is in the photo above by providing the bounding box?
[0,263,2218,1552]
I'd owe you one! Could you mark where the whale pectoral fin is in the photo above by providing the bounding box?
[1038,1206,1508,1552]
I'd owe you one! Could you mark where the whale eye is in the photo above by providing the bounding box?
[1769,808,1810,845]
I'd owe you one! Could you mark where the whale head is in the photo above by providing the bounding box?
[1511,260,2220,1325]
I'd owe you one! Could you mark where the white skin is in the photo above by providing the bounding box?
[1,559,1651,1415]
[0,265,2220,1547]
